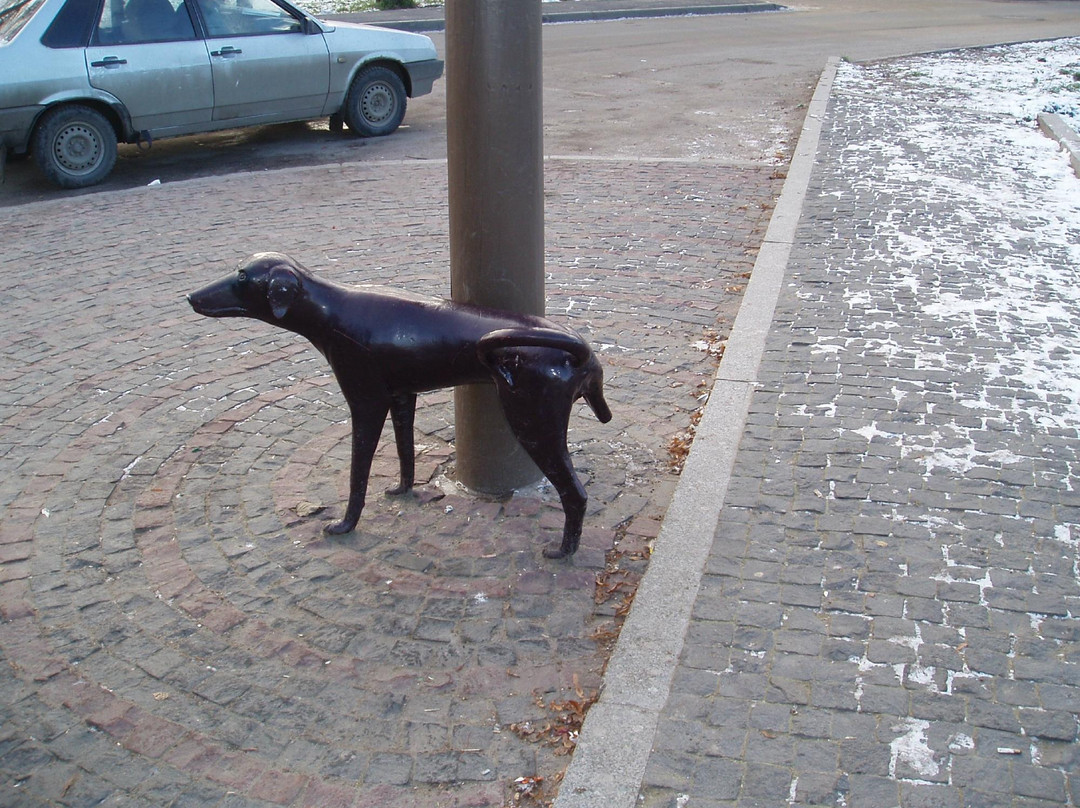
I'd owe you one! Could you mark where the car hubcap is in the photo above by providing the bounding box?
[54,124,102,175]
[361,83,395,124]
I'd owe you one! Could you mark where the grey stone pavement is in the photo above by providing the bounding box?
[2,15,1079,808]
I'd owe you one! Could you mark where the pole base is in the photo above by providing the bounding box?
[454,386,542,495]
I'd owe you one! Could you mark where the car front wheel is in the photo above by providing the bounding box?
[343,65,407,137]
[33,105,118,189]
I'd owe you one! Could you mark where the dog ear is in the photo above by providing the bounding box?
[267,266,300,319]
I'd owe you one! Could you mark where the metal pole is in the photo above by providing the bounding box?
[446,0,545,493]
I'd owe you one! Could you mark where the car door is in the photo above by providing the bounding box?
[193,0,329,122]
[85,0,213,135]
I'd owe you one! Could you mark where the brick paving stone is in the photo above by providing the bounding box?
[635,40,1080,808]
[0,154,776,806]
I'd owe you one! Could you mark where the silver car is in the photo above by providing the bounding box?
[0,0,442,188]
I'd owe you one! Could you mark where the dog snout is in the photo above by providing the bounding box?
[187,287,213,315]
[187,275,246,318]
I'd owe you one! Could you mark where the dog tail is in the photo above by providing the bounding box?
[477,327,593,366]
[583,359,613,424]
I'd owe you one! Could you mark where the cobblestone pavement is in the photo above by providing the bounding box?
[635,41,1080,807]
[0,159,778,806]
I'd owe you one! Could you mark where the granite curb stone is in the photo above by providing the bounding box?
[1038,111,1080,178]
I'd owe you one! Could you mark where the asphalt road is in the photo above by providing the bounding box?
[3,0,1079,206]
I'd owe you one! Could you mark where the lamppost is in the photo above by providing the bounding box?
[447,0,546,493]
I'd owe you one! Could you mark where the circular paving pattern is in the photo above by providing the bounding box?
[0,159,777,806]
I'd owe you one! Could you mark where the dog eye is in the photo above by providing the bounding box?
[237,271,247,283]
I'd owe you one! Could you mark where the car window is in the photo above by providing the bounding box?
[1,0,45,41]
[94,0,196,44]
[197,0,301,38]
[40,0,95,47]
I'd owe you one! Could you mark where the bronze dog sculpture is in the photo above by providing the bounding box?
[188,253,611,559]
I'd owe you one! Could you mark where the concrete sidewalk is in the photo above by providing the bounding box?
[561,39,1080,808]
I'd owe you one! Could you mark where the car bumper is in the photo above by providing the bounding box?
[0,105,38,154]
[404,59,443,97]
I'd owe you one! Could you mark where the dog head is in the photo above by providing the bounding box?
[188,252,304,324]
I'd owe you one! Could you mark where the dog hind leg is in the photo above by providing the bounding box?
[518,427,587,559]
[325,399,390,535]
[486,349,588,559]
[386,393,417,496]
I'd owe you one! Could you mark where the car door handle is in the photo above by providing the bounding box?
[210,46,243,57]
[90,56,128,68]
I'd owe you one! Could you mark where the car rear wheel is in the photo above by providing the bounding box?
[33,105,118,189]
[343,65,407,137]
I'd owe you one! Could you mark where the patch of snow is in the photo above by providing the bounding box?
[907,664,937,689]
[948,733,975,754]
[1051,523,1080,579]
[889,718,940,780]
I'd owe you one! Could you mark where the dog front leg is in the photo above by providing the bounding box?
[385,393,417,496]
[325,401,389,535]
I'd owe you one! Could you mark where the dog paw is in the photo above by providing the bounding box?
[324,519,357,536]
[543,545,571,560]
[384,483,413,497]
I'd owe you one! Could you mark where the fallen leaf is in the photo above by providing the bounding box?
[295,501,325,517]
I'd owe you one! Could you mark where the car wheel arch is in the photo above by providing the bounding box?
[349,57,411,98]
[30,97,130,152]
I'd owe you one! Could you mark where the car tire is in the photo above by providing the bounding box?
[33,105,118,189]
[343,65,407,137]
